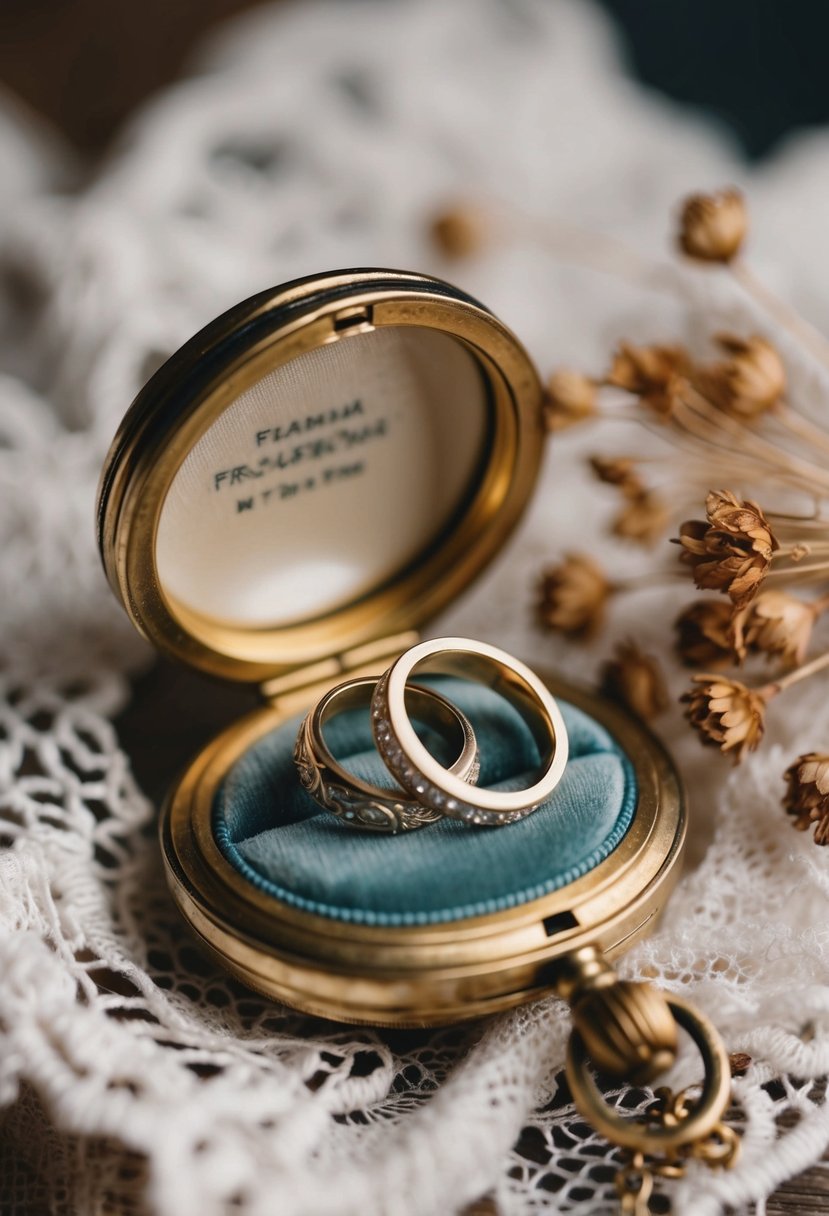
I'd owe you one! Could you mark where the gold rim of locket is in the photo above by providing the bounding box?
[160,671,685,1027]
[96,269,545,684]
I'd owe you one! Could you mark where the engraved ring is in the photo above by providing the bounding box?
[294,676,480,833]
[370,636,569,826]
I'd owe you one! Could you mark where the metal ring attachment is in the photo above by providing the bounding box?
[565,994,732,1155]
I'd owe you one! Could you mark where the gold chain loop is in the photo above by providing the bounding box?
[564,991,741,1213]
[566,993,732,1154]
[615,1155,653,1215]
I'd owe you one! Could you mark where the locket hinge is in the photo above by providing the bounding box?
[259,630,421,711]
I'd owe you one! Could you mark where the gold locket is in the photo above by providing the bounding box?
[97,269,734,1183]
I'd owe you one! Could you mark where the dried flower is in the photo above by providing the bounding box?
[675,600,736,669]
[682,675,769,763]
[678,188,747,263]
[738,589,816,667]
[429,205,489,258]
[599,640,669,721]
[589,455,641,491]
[783,752,829,844]
[525,185,829,782]
[543,369,597,432]
[728,1052,752,1076]
[606,342,690,418]
[537,553,611,639]
[677,490,779,608]
[612,491,670,547]
[696,334,786,419]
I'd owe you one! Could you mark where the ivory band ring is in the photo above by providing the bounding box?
[370,637,568,826]
[294,676,480,833]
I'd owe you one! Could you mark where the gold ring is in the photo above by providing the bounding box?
[294,676,480,833]
[565,994,732,1154]
[370,636,569,826]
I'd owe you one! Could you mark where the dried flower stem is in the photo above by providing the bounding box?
[614,569,686,592]
[671,416,806,490]
[679,386,829,492]
[765,561,829,581]
[770,401,829,460]
[681,387,820,477]
[488,203,678,294]
[764,648,829,695]
[778,542,829,556]
[769,511,829,530]
[673,391,769,457]
[642,447,807,500]
[731,259,829,374]
[809,591,829,614]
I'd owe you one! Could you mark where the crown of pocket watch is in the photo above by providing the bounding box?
[557,946,677,1084]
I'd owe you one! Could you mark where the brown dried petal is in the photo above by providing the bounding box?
[537,553,611,639]
[590,455,640,490]
[612,491,670,547]
[543,369,597,432]
[675,599,737,669]
[429,206,489,258]
[607,342,690,418]
[741,590,815,668]
[783,752,829,844]
[696,334,786,419]
[678,188,747,263]
[682,675,768,763]
[706,489,773,535]
[729,1053,752,1077]
[676,490,778,608]
[600,641,669,721]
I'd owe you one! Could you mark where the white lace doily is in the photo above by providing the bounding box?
[2,2,829,1213]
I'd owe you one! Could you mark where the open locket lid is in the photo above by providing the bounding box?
[97,269,544,683]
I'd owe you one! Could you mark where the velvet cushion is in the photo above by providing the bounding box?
[214,678,636,926]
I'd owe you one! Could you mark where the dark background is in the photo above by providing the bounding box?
[0,0,824,159]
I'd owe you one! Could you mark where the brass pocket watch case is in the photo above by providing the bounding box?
[97,267,685,1027]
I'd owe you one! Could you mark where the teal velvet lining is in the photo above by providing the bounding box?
[213,679,636,926]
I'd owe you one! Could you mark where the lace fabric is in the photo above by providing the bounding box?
[1,2,829,1212]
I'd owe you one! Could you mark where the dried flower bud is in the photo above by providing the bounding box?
[675,599,736,669]
[697,334,786,419]
[678,188,747,263]
[429,205,489,258]
[600,640,669,721]
[612,491,670,547]
[607,342,690,418]
[676,490,778,608]
[783,752,829,844]
[682,674,769,763]
[589,455,641,492]
[537,553,611,639]
[543,369,597,432]
[729,1052,752,1076]
[739,589,816,668]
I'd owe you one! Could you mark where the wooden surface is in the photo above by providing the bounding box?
[0,0,266,151]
